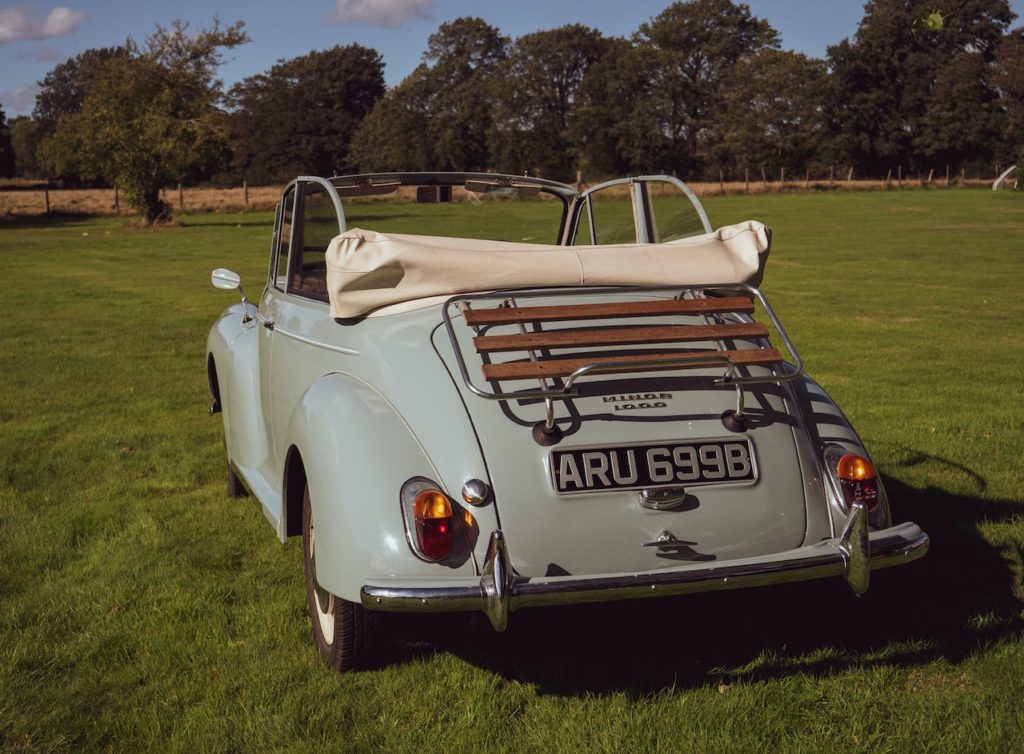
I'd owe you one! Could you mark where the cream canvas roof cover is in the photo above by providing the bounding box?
[324,220,770,318]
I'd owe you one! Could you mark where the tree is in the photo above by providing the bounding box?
[571,43,684,176]
[0,106,15,178]
[8,117,43,177]
[633,0,780,176]
[423,17,508,170]
[348,65,436,172]
[913,50,1001,168]
[992,30,1024,162]
[489,24,616,180]
[825,0,1014,176]
[708,50,828,177]
[349,17,507,172]
[39,19,248,222]
[228,45,385,183]
[34,47,128,131]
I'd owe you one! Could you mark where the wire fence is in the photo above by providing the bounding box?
[0,169,1015,217]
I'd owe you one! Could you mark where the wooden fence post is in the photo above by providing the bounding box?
[945,164,950,186]
[178,183,184,211]
[114,185,120,214]
[960,167,965,185]
[761,166,767,188]
[719,168,724,192]
[780,167,785,186]
[44,186,50,214]
[885,168,892,187]
[829,165,834,189]
[897,165,902,187]
[846,166,854,183]
[804,169,810,188]
[927,169,934,186]
[744,167,749,193]
[243,181,249,208]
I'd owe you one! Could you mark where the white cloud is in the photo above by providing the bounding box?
[40,6,85,37]
[330,0,435,28]
[0,83,41,115]
[0,5,86,43]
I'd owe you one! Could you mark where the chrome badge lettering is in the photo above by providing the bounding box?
[602,393,673,412]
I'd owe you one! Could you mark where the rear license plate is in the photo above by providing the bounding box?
[551,439,756,494]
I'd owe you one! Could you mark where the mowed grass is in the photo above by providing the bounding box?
[1,190,1023,753]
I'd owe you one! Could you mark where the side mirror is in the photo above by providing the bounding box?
[211,268,252,324]
[211,268,241,290]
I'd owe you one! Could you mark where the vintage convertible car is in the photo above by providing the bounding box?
[207,172,929,671]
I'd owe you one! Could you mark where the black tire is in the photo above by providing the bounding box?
[302,483,377,671]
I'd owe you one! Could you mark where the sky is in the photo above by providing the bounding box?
[2,0,1023,117]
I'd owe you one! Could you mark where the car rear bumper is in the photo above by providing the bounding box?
[360,505,928,631]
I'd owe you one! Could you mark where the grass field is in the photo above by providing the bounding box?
[1,190,1023,752]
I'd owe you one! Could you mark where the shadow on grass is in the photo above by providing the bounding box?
[378,471,1022,696]
[179,217,274,228]
[0,212,100,229]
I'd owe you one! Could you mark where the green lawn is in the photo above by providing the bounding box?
[1,190,1022,753]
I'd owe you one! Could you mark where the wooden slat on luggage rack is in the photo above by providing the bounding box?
[482,348,783,381]
[462,296,754,326]
[473,322,768,353]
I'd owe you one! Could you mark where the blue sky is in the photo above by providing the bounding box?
[2,0,1022,116]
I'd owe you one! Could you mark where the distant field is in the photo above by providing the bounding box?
[1,190,1022,752]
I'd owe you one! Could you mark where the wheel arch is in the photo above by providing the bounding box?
[207,353,222,412]
[283,445,307,538]
[282,372,479,601]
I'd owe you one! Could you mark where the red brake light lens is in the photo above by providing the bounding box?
[412,489,454,561]
[836,453,879,511]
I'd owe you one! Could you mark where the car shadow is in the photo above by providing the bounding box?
[377,471,1022,696]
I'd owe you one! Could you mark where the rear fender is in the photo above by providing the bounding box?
[787,375,892,532]
[284,372,481,602]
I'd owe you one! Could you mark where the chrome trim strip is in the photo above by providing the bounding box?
[360,524,929,629]
[273,326,360,356]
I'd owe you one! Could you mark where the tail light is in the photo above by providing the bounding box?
[836,453,880,511]
[823,445,880,513]
[401,478,455,561]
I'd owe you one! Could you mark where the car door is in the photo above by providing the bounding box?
[263,178,347,479]
[570,175,712,246]
[257,183,296,487]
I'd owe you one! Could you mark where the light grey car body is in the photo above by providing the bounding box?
[207,172,928,643]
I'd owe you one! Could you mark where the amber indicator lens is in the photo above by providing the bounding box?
[836,453,879,511]
[837,454,876,482]
[413,489,454,560]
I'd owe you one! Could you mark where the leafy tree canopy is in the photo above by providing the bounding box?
[489,24,617,180]
[39,19,248,223]
[825,0,1014,174]
[8,116,42,178]
[0,106,15,178]
[228,45,385,183]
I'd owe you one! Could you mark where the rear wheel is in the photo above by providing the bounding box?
[302,483,377,671]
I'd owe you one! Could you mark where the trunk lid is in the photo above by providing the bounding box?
[432,289,810,578]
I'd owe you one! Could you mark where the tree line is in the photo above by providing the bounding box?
[0,0,1021,222]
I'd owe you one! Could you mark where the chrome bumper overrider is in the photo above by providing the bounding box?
[360,505,929,632]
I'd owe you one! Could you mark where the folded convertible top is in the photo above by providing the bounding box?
[324,221,770,319]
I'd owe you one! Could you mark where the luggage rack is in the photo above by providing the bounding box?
[441,284,804,437]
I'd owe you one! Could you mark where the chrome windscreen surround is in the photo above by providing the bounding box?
[361,523,930,631]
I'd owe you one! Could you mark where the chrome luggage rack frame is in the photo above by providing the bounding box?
[441,284,804,429]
